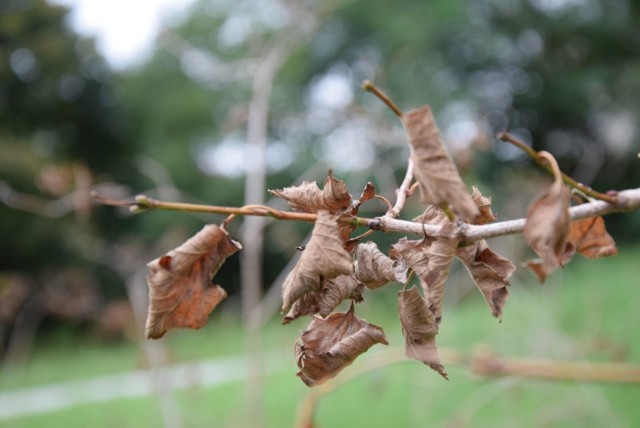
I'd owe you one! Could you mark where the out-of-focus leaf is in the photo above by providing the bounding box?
[568,216,618,259]
[402,105,479,222]
[523,151,570,282]
[355,241,408,289]
[294,305,388,387]
[398,286,447,379]
[456,240,515,319]
[145,224,242,339]
[281,211,353,312]
[471,185,496,224]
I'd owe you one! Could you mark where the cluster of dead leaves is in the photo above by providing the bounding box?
[268,105,521,385]
[523,151,618,282]
[139,101,618,388]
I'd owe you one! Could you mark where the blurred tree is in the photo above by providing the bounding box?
[120,0,639,243]
[0,0,141,356]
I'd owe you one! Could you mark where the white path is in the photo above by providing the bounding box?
[0,354,283,420]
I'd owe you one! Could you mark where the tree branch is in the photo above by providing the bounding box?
[92,187,640,243]
[498,132,618,204]
[386,157,415,218]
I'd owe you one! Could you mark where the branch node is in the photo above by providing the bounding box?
[368,218,384,231]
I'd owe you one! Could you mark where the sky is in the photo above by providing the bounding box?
[49,0,196,70]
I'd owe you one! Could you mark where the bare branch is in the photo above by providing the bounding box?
[386,157,415,218]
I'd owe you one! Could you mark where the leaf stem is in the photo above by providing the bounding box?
[361,80,403,117]
[498,132,618,204]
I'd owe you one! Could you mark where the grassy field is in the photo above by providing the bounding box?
[2,246,639,428]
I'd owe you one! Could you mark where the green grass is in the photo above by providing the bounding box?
[2,246,640,428]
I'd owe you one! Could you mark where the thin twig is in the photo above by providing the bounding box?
[386,157,415,218]
[498,132,618,205]
[472,352,640,383]
[373,194,393,212]
[94,193,317,222]
[361,80,403,117]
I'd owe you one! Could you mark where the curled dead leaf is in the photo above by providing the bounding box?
[270,170,352,214]
[471,185,497,225]
[402,105,479,222]
[352,182,376,214]
[523,151,570,282]
[456,240,515,319]
[355,241,408,289]
[391,222,458,323]
[295,305,388,387]
[281,211,353,313]
[568,216,618,259]
[398,286,447,379]
[283,274,364,324]
[145,224,242,339]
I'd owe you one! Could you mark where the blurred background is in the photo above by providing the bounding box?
[1,0,639,427]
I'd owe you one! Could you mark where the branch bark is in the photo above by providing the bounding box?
[97,187,640,243]
[361,187,640,242]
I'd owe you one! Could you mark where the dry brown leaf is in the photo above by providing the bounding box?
[523,151,570,282]
[413,204,451,226]
[352,182,376,213]
[270,170,352,214]
[355,241,408,289]
[398,286,447,379]
[391,222,458,323]
[145,224,242,339]
[281,211,354,313]
[568,216,618,259]
[471,185,497,225]
[402,105,479,222]
[456,240,515,319]
[295,305,388,387]
[283,274,364,324]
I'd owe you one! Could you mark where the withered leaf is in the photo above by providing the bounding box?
[568,216,618,259]
[523,151,570,282]
[145,224,242,339]
[352,182,376,214]
[456,240,515,319]
[283,274,364,324]
[402,106,479,222]
[281,211,353,313]
[471,185,497,225]
[391,222,458,323]
[270,170,352,214]
[398,286,447,379]
[355,241,408,289]
[295,305,388,387]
